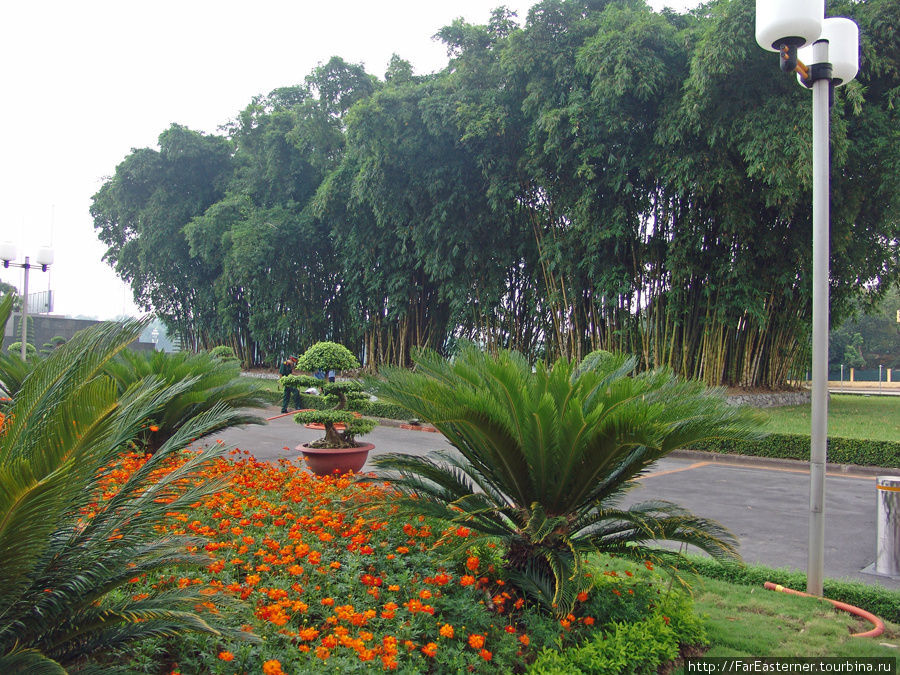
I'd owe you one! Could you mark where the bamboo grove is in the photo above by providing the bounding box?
[91,0,899,387]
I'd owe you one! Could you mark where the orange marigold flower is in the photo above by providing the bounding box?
[262,660,284,675]
[504,625,516,634]
[479,648,493,661]
[466,555,479,571]
[460,575,475,586]
[314,646,330,660]
[519,634,530,646]
[422,642,438,657]
[577,591,589,602]
[583,616,595,626]
[468,634,485,649]
[439,623,454,638]
[298,627,320,641]
[218,651,234,662]
[418,589,432,600]
[149,425,159,432]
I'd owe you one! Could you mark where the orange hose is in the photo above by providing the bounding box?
[764,582,885,638]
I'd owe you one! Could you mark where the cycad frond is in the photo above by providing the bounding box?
[0,320,249,667]
[368,346,756,617]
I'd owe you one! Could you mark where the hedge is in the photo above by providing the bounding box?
[688,434,900,469]
[355,400,415,421]
[683,555,900,625]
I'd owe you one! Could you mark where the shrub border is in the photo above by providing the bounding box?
[687,434,900,470]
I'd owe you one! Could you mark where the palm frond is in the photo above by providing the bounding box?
[368,346,756,613]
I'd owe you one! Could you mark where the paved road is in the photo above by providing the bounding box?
[205,407,900,591]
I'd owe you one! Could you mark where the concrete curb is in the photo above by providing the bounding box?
[668,448,891,478]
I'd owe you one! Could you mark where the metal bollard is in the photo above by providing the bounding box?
[875,476,900,576]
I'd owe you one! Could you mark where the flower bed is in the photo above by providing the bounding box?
[98,450,700,674]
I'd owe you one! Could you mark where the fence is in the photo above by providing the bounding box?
[827,366,896,383]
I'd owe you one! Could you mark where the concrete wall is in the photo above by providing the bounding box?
[2,314,154,353]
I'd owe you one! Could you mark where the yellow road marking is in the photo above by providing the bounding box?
[639,462,710,480]
[639,459,879,482]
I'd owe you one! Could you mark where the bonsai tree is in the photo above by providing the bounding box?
[295,341,360,379]
[366,345,763,617]
[294,409,376,449]
[290,341,376,449]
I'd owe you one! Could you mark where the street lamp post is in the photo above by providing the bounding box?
[755,1,859,597]
[1,243,55,361]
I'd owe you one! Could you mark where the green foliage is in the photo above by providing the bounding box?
[367,345,761,617]
[354,399,412,420]
[208,345,238,363]
[7,341,37,359]
[0,304,36,401]
[831,286,900,369]
[683,554,900,626]
[293,409,376,448]
[295,341,359,374]
[104,349,270,453]
[279,374,321,391]
[91,125,234,353]
[0,318,252,671]
[688,433,900,469]
[91,0,899,384]
[528,615,682,675]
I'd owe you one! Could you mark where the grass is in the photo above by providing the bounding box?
[595,556,900,670]
[756,394,900,442]
[679,575,900,666]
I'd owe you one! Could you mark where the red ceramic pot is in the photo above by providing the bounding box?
[298,442,373,476]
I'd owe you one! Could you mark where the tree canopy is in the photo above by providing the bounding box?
[92,0,899,386]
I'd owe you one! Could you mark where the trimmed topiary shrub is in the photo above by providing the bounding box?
[293,409,377,448]
[355,400,414,420]
[209,345,239,363]
[6,341,37,359]
[296,341,359,375]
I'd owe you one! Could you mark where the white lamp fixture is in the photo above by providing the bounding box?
[36,246,55,271]
[755,0,823,51]
[0,242,16,266]
[797,17,860,86]
[755,2,860,599]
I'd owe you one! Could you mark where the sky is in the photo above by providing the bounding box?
[0,0,698,320]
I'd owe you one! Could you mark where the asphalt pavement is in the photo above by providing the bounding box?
[204,406,900,591]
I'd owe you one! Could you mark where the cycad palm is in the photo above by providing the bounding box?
[0,297,250,672]
[368,346,761,616]
[104,348,270,453]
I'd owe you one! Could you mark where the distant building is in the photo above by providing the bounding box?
[2,314,154,353]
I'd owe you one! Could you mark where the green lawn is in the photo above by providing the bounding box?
[676,575,900,667]
[757,395,900,442]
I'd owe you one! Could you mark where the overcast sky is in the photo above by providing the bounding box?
[0,0,698,320]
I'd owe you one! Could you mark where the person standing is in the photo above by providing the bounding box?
[280,356,301,413]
